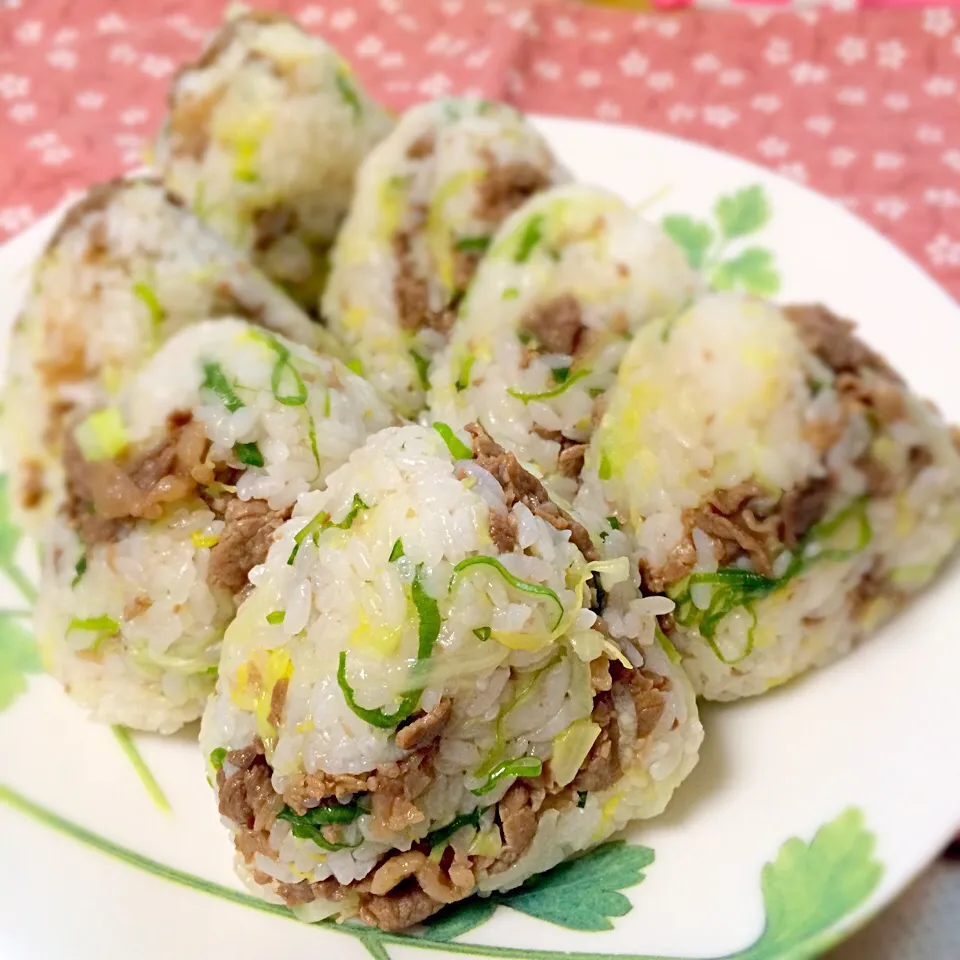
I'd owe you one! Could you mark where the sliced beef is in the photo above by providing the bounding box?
[20,459,45,510]
[217,747,283,861]
[486,782,539,875]
[393,231,457,334]
[395,699,452,751]
[267,676,289,730]
[63,413,210,545]
[572,665,668,794]
[778,477,832,549]
[207,498,291,594]
[784,303,901,382]
[836,371,907,425]
[252,204,298,252]
[570,694,621,793]
[488,509,519,553]
[642,476,832,589]
[475,161,551,223]
[519,294,584,356]
[532,425,587,480]
[557,443,587,479]
[467,423,598,561]
[358,888,445,932]
[406,132,435,160]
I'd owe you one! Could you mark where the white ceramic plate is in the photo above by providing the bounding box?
[2,118,959,960]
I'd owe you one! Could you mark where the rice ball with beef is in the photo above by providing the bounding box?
[430,184,698,503]
[1,178,326,532]
[156,8,393,310]
[37,318,393,732]
[577,293,960,700]
[322,98,569,417]
[200,423,701,930]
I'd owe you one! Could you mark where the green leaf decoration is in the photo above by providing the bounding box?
[498,841,654,932]
[0,779,883,960]
[739,808,882,960]
[710,248,781,297]
[661,215,714,270]
[421,899,498,942]
[0,475,22,569]
[714,185,770,240]
[0,613,40,711]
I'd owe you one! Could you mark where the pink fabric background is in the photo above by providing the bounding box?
[0,0,959,304]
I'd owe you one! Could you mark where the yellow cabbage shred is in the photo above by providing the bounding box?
[551,719,601,788]
[74,407,128,462]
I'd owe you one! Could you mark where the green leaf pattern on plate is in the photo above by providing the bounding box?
[0,475,40,711]
[0,780,882,960]
[662,185,782,297]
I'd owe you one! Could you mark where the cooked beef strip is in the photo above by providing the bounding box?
[467,423,598,561]
[252,204,298,252]
[20,459,45,510]
[572,665,668,794]
[557,443,587,479]
[63,412,210,545]
[488,509,519,553]
[784,303,902,383]
[485,782,539,876]
[393,230,458,335]
[395,699,452,751]
[406,132,435,160]
[519,294,584,356]
[207,498,291,595]
[642,476,832,590]
[475,161,551,223]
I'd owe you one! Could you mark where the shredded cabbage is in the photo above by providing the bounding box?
[551,720,601,788]
[74,408,128,462]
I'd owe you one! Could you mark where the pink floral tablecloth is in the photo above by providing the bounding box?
[1,0,959,302]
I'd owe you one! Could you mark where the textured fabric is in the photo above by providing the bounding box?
[0,1,959,301]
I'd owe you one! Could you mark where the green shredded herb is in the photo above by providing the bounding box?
[277,803,361,852]
[252,331,307,406]
[472,626,492,642]
[69,615,119,634]
[209,748,227,770]
[133,282,164,329]
[432,422,473,460]
[410,350,431,391]
[389,539,404,562]
[234,441,264,468]
[426,808,483,849]
[552,367,571,384]
[508,368,591,404]
[335,70,363,121]
[671,496,872,663]
[68,615,120,651]
[338,567,441,729]
[451,555,564,630]
[514,214,545,263]
[266,611,285,625]
[71,555,87,588]
[607,516,621,530]
[201,362,244,413]
[588,387,605,398]
[455,235,491,254]
[288,493,369,564]
[307,413,322,473]
[502,287,519,301]
[455,355,476,393]
[471,755,542,796]
[577,791,588,808]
